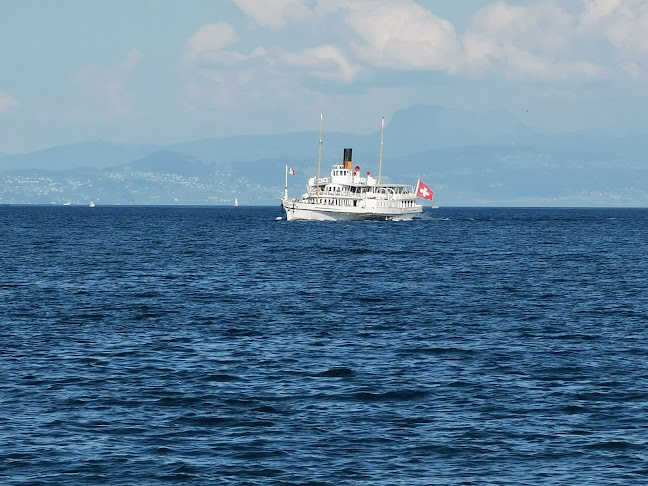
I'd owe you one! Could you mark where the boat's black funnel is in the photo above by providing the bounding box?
[343,148,352,170]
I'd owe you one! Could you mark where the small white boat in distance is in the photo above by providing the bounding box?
[88,201,96,208]
[281,116,432,222]
[234,198,239,207]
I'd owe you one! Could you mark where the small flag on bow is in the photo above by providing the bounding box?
[288,168,296,176]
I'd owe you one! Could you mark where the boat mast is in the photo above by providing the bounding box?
[284,165,288,201]
[317,113,323,203]
[378,117,384,184]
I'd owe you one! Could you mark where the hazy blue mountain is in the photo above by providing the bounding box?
[125,150,211,177]
[0,105,575,172]
[0,141,160,171]
[385,145,648,206]
[166,131,381,167]
[2,104,648,206]
[168,133,314,165]
[381,105,535,157]
[165,106,538,166]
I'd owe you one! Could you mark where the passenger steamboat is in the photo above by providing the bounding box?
[281,116,433,222]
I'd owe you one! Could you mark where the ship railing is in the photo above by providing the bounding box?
[311,189,361,198]
[310,187,416,199]
[311,183,412,194]
[367,187,397,200]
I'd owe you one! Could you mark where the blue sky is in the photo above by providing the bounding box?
[1,0,647,153]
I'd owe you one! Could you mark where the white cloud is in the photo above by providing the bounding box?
[469,2,575,56]
[0,91,18,114]
[464,0,648,80]
[581,0,648,57]
[462,2,606,80]
[183,13,355,89]
[341,0,462,72]
[581,0,623,28]
[232,0,463,73]
[183,22,270,74]
[232,0,313,30]
[280,45,357,81]
[183,0,648,113]
[226,0,615,82]
[184,23,240,65]
[73,49,143,118]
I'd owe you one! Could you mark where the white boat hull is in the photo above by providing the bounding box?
[282,200,422,222]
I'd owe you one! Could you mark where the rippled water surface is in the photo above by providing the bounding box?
[2,206,648,485]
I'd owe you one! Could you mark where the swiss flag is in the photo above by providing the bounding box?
[417,181,434,200]
[288,168,296,176]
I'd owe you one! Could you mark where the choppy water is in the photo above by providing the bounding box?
[2,206,648,485]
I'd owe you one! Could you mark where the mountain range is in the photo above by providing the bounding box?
[2,105,647,206]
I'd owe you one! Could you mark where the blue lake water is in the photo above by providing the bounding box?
[1,206,648,485]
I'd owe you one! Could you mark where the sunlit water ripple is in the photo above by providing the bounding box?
[1,206,648,485]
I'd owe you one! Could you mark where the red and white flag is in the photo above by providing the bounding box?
[417,181,434,200]
[288,168,296,176]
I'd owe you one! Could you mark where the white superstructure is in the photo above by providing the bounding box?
[281,117,426,222]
